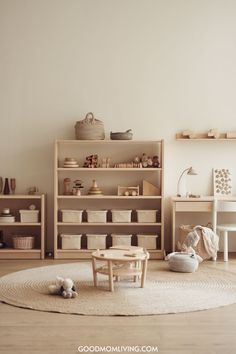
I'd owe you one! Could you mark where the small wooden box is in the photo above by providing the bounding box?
[118,186,139,196]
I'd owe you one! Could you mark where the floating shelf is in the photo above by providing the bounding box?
[176,133,236,140]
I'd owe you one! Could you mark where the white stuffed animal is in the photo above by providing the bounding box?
[48,276,78,299]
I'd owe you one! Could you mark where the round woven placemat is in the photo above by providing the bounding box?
[1,262,236,316]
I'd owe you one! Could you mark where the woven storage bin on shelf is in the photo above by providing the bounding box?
[13,236,34,249]
[75,112,105,140]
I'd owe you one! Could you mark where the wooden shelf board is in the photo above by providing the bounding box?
[0,222,41,226]
[0,249,42,259]
[57,167,162,171]
[57,195,162,199]
[57,222,162,226]
[56,140,163,145]
[0,194,44,199]
[176,133,236,141]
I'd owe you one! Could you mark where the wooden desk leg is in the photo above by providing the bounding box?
[92,257,98,287]
[172,201,176,252]
[141,258,148,288]
[108,260,114,292]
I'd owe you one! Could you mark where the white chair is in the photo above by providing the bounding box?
[213,199,236,262]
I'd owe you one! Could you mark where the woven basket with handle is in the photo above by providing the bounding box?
[75,112,105,140]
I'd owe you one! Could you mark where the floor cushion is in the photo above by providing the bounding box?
[169,252,199,273]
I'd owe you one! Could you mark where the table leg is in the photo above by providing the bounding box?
[134,260,141,282]
[108,260,114,292]
[92,257,98,287]
[141,258,148,288]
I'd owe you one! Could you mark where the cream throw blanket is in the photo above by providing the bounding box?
[182,226,219,260]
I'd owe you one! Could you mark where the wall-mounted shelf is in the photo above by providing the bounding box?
[176,133,236,141]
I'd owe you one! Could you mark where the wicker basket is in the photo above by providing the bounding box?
[13,236,34,249]
[178,225,211,260]
[75,112,105,140]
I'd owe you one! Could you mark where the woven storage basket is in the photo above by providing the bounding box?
[75,112,105,140]
[13,236,34,249]
[178,225,211,260]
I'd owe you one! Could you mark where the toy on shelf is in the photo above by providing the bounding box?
[208,129,220,139]
[0,208,15,222]
[152,156,160,168]
[133,156,141,168]
[226,132,236,139]
[63,178,72,195]
[63,157,79,168]
[27,186,39,195]
[10,178,16,194]
[83,155,98,168]
[141,153,148,168]
[101,158,111,168]
[118,185,139,196]
[88,179,103,196]
[72,179,84,196]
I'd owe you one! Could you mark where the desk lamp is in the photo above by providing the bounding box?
[177,167,198,197]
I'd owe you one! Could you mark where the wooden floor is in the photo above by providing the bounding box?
[1,256,236,354]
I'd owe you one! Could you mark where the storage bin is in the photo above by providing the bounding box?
[111,210,132,223]
[137,234,158,249]
[86,210,107,223]
[86,234,107,249]
[61,209,83,223]
[111,234,132,246]
[13,236,34,249]
[19,210,39,223]
[136,210,157,223]
[60,234,82,249]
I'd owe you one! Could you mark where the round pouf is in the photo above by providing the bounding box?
[169,253,199,273]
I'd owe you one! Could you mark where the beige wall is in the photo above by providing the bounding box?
[1,0,236,252]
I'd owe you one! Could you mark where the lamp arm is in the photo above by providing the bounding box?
[177,168,190,196]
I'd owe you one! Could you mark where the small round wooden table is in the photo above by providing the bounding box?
[91,248,149,292]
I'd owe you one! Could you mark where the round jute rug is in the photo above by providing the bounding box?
[1,261,236,316]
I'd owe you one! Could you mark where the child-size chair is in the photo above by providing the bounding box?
[213,199,236,262]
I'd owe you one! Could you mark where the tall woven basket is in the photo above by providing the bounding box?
[75,112,105,140]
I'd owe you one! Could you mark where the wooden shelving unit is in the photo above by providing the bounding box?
[54,140,164,259]
[0,194,45,259]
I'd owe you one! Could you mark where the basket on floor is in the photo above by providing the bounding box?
[13,236,34,249]
[178,225,211,260]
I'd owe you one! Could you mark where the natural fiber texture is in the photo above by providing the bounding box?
[1,262,236,316]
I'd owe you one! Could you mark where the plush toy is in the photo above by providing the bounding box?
[48,276,78,299]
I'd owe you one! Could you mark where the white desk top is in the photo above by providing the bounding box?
[172,196,236,202]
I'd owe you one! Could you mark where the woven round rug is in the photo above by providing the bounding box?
[1,261,236,316]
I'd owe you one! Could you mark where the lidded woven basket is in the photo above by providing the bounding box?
[75,112,105,140]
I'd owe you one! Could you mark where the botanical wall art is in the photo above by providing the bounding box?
[213,168,232,196]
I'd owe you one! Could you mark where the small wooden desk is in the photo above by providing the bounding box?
[172,197,216,252]
[172,196,236,252]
